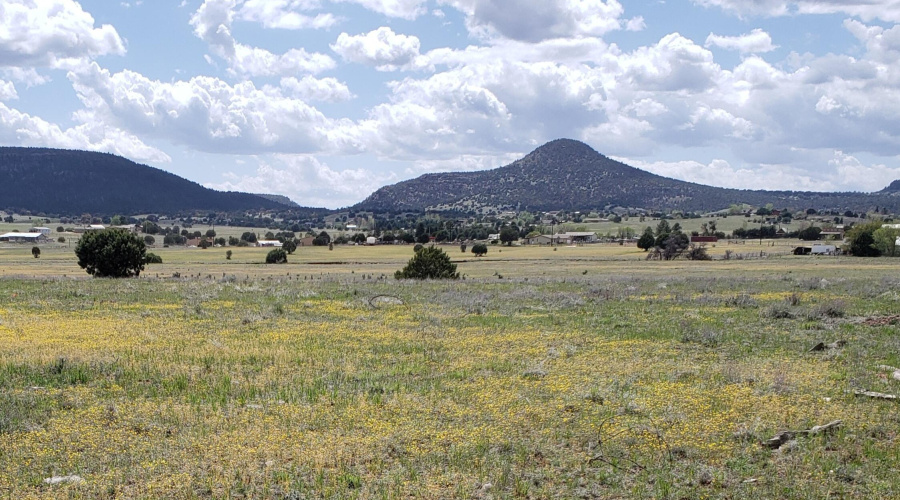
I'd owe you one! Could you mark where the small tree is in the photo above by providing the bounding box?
[873,226,900,257]
[57,237,66,243]
[144,252,163,264]
[499,227,518,246]
[226,250,232,260]
[75,229,146,278]
[460,243,467,253]
[32,246,40,259]
[266,248,288,264]
[144,235,155,246]
[471,243,488,257]
[637,227,655,251]
[283,239,297,254]
[395,246,459,280]
[413,243,424,253]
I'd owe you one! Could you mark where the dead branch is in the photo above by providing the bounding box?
[764,420,842,449]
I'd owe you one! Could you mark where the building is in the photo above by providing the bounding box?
[552,232,598,245]
[524,234,553,245]
[0,232,47,243]
[29,227,51,236]
[257,240,283,247]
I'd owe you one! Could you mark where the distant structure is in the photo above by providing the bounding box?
[0,232,47,243]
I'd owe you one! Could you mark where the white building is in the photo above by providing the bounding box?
[0,232,47,243]
[30,227,51,236]
[257,240,283,247]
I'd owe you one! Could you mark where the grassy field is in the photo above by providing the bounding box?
[1,246,900,498]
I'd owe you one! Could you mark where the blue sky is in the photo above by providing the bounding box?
[2,1,900,208]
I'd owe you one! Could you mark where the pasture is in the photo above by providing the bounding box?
[1,244,899,498]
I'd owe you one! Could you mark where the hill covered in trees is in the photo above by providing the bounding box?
[0,148,296,215]
[355,139,900,213]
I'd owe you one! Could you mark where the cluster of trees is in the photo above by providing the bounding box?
[845,222,899,257]
[636,220,694,260]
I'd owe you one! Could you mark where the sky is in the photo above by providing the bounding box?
[2,1,900,209]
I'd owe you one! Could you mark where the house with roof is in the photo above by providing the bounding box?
[0,232,48,243]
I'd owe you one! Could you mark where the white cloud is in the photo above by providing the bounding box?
[68,62,366,155]
[440,0,638,41]
[208,155,398,208]
[331,27,429,71]
[705,29,777,53]
[0,102,169,163]
[237,0,338,29]
[693,0,900,23]
[829,150,900,191]
[278,76,354,102]
[0,81,17,101]
[190,0,335,77]
[0,0,125,68]
[333,0,428,20]
[620,33,720,92]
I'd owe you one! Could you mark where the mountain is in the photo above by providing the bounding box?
[355,139,900,213]
[0,147,299,215]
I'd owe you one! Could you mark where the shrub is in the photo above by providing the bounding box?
[395,246,459,280]
[460,243,467,253]
[75,229,146,278]
[471,243,488,257]
[31,246,40,259]
[57,237,65,243]
[266,248,288,264]
[226,250,232,260]
[283,240,297,254]
[144,252,163,264]
[144,235,155,246]
[413,244,424,253]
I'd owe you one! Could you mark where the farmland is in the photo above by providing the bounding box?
[1,245,900,498]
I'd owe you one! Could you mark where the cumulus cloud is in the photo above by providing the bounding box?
[693,0,900,23]
[208,155,398,208]
[0,102,169,163]
[68,62,364,155]
[440,0,640,41]
[705,29,777,53]
[333,0,428,20]
[190,0,335,77]
[278,76,354,102]
[237,0,338,29]
[0,81,17,101]
[0,0,125,69]
[331,27,429,71]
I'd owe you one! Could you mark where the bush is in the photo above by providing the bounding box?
[75,229,146,278]
[57,237,65,243]
[144,252,163,264]
[31,246,40,259]
[283,240,297,254]
[471,243,488,256]
[266,248,288,264]
[460,243,467,253]
[413,243,424,253]
[226,250,232,260]
[395,246,459,280]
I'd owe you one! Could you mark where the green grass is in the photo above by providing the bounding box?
[1,247,899,498]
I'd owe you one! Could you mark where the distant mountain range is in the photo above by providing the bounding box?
[0,147,301,215]
[354,139,900,213]
[2,142,899,216]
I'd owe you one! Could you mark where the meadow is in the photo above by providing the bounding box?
[1,243,899,498]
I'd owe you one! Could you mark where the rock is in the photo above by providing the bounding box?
[44,475,84,485]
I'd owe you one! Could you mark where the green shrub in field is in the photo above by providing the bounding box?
[413,244,424,253]
[266,248,288,264]
[395,246,459,280]
[471,243,488,257]
[283,239,297,254]
[144,253,163,264]
[75,229,146,278]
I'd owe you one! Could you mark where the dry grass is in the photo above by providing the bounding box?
[0,249,899,498]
